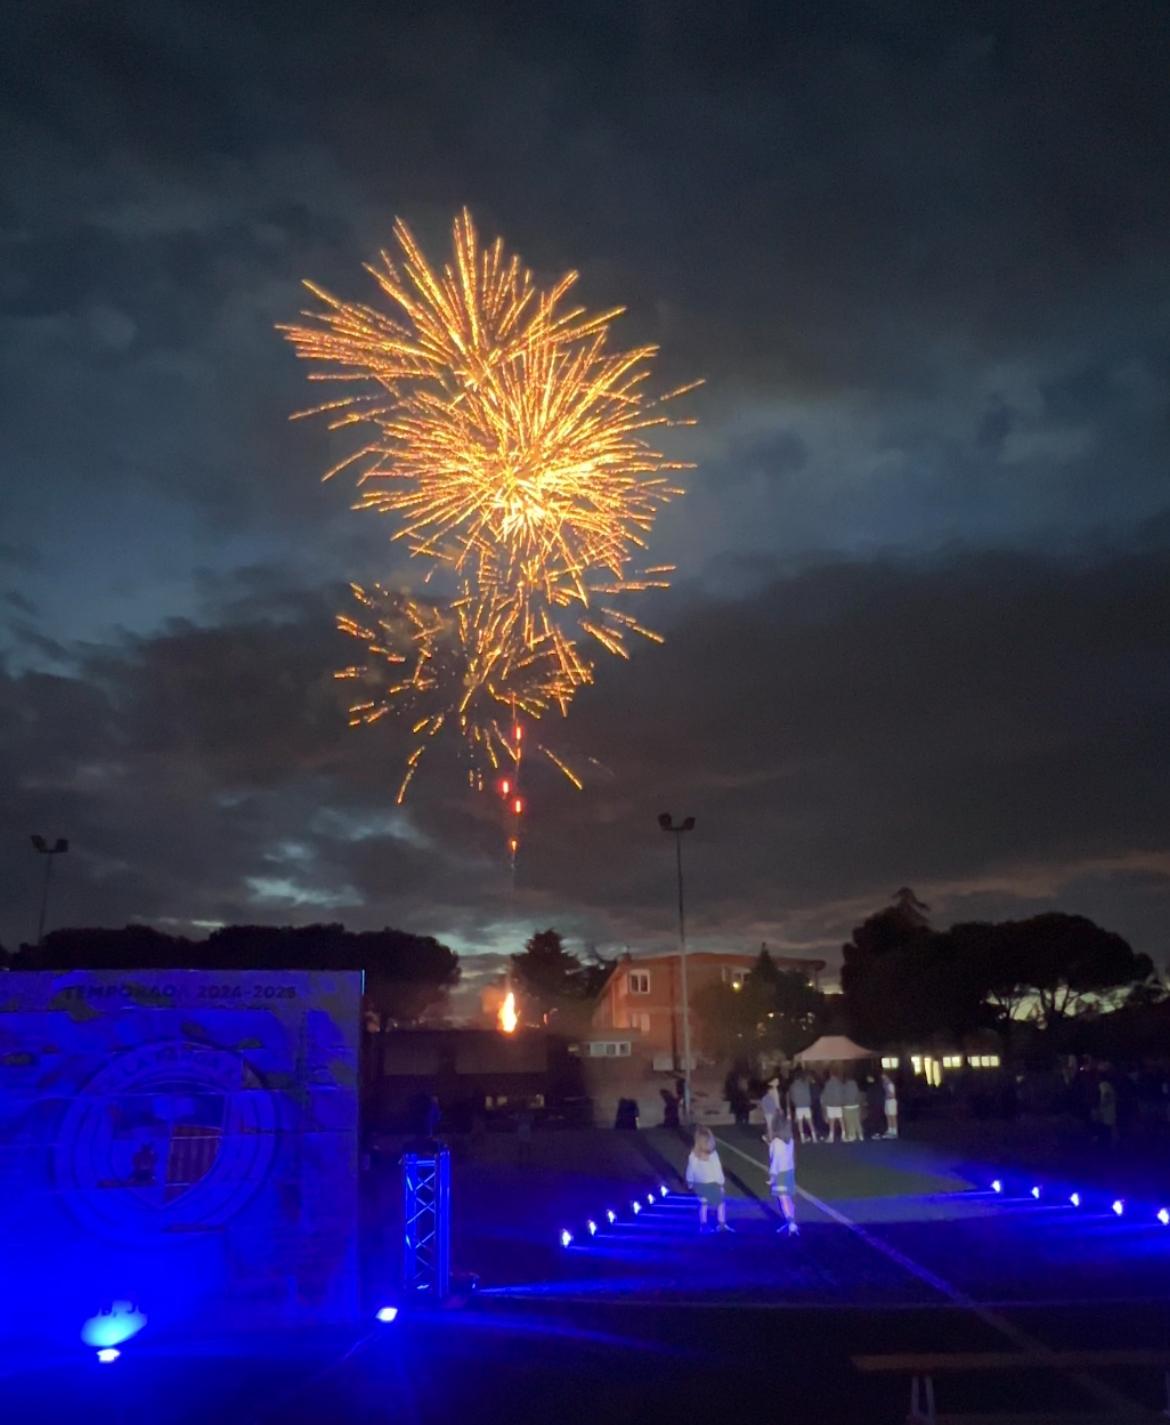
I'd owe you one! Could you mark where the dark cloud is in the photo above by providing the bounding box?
[2,537,1167,967]
[1,3,1168,975]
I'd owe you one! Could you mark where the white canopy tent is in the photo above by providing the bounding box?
[794,1034,878,1063]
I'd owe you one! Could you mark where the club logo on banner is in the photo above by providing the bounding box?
[55,1039,280,1241]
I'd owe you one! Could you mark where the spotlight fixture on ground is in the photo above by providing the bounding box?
[375,1306,399,1323]
[991,1179,1002,1194]
[587,1220,597,1236]
[560,1229,573,1248]
[96,1349,120,1365]
[606,1210,615,1223]
[1157,1209,1169,1227]
[1112,1199,1125,1217]
[1069,1192,1080,1207]
[1030,1186,1041,1199]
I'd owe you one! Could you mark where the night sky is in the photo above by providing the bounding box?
[3,2,1168,995]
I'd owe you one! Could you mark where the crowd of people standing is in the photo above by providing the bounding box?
[735,1064,898,1143]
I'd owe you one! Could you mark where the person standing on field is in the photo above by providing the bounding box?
[821,1069,845,1143]
[882,1071,899,1138]
[788,1070,817,1143]
[760,1077,783,1140]
[842,1074,862,1142]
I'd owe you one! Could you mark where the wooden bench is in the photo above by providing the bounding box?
[851,1349,1170,1424]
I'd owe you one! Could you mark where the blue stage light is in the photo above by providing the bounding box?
[660,1184,669,1196]
[991,1179,1003,1194]
[375,1306,399,1323]
[81,1302,147,1350]
[632,1200,641,1214]
[646,1193,654,1205]
[1030,1185,1041,1199]
[587,1220,597,1236]
[1157,1209,1169,1226]
[560,1229,573,1248]
[1069,1192,1080,1207]
[96,1348,120,1365]
[1112,1199,1124,1217]
[606,1209,616,1223]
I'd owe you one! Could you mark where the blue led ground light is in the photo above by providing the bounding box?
[989,1175,1169,1225]
[559,1181,687,1246]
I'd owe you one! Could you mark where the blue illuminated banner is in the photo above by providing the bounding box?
[0,969,361,1343]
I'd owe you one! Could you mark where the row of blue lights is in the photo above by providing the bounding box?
[990,1177,1170,1224]
[560,1182,673,1248]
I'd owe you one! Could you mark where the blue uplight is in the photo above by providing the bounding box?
[81,1302,147,1350]
[632,1200,641,1214]
[660,1184,669,1196]
[560,1229,573,1248]
[1030,1186,1041,1199]
[1112,1199,1124,1217]
[1157,1209,1169,1227]
[606,1209,615,1224]
[375,1306,399,1323]
[586,1220,597,1236]
[646,1193,654,1205]
[1069,1192,1080,1208]
[96,1348,120,1365]
[991,1179,1003,1194]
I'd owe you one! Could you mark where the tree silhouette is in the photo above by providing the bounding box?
[691,949,826,1059]
[510,928,605,1022]
[14,921,460,1025]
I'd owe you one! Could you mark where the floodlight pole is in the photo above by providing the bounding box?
[658,814,695,1122]
[30,836,69,946]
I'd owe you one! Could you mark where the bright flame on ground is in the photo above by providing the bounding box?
[498,990,518,1035]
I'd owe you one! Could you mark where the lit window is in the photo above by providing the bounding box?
[911,1056,923,1074]
[881,1057,899,1070]
[987,1054,1000,1067]
[943,1055,962,1069]
[605,1042,617,1057]
[628,971,651,995]
[629,1011,650,1032]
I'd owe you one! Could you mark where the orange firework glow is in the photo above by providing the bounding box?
[283,210,697,800]
[498,990,518,1035]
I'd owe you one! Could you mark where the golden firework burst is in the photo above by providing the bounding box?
[282,210,697,800]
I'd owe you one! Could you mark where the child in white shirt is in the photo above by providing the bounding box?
[767,1116,798,1235]
[686,1125,732,1232]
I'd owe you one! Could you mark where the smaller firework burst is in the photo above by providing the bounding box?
[336,581,583,804]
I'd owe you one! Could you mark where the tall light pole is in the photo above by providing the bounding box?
[658,813,695,1121]
[30,835,68,945]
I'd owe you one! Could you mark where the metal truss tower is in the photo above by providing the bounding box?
[401,1146,451,1299]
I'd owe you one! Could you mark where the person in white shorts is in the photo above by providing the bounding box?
[766,1115,799,1235]
[788,1070,817,1142]
[882,1071,898,1138]
[820,1069,845,1142]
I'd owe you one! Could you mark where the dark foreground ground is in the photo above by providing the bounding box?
[6,1125,1170,1424]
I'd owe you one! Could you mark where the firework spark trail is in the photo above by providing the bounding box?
[282,210,696,807]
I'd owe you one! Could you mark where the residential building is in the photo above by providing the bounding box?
[591,949,826,1071]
